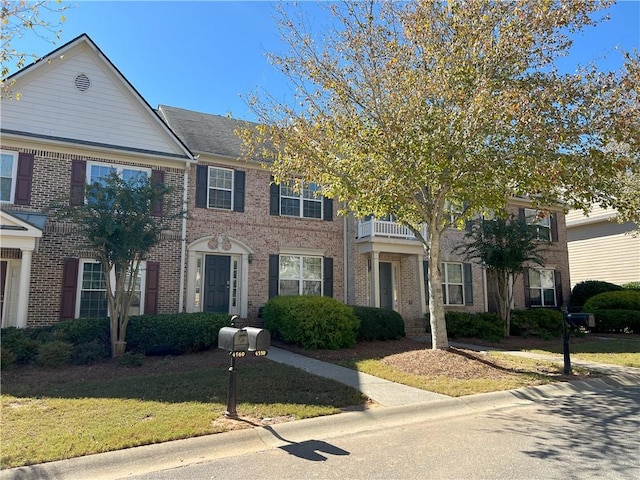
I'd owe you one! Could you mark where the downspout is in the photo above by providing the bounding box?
[483,265,488,312]
[178,162,190,312]
[343,205,348,302]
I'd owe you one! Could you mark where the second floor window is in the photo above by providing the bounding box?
[88,162,150,185]
[207,167,234,209]
[524,208,552,241]
[0,150,18,203]
[280,180,323,219]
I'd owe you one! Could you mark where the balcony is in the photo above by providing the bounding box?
[357,218,426,240]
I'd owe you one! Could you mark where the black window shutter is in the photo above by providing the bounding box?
[60,258,79,319]
[233,170,245,212]
[144,262,160,314]
[14,152,34,205]
[518,208,525,220]
[554,270,563,307]
[423,260,429,305]
[463,263,473,305]
[323,197,333,221]
[323,257,334,297]
[70,160,86,206]
[269,177,280,216]
[550,214,558,242]
[268,254,279,298]
[523,267,531,308]
[151,170,164,217]
[195,165,208,208]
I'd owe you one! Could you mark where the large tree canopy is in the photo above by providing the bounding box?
[240,0,639,349]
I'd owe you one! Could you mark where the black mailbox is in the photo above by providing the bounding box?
[245,327,270,356]
[566,313,595,328]
[218,327,249,356]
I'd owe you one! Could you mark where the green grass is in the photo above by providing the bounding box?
[528,338,640,367]
[1,362,364,469]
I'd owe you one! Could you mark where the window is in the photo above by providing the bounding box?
[87,162,150,185]
[207,167,233,210]
[79,261,108,318]
[0,150,18,203]
[77,260,145,318]
[524,208,552,241]
[279,255,322,296]
[280,180,323,219]
[528,269,556,307]
[441,262,464,305]
[444,200,464,225]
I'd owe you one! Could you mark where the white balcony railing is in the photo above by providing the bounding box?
[357,218,426,240]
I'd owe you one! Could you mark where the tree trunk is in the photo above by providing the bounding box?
[426,223,448,350]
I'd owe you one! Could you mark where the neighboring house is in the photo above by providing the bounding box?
[566,207,640,288]
[0,34,195,328]
[157,105,343,322]
[347,201,571,335]
[1,34,573,334]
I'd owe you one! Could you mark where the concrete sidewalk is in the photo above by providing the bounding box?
[3,343,640,480]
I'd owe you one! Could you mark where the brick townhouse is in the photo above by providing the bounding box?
[1,34,571,333]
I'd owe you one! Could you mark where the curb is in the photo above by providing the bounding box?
[3,372,638,480]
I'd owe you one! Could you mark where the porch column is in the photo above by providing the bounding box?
[16,249,33,329]
[185,250,197,312]
[372,251,380,308]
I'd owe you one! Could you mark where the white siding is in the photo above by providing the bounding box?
[2,42,185,157]
[567,220,640,287]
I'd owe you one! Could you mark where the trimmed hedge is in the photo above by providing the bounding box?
[352,306,405,341]
[510,309,563,338]
[583,290,640,312]
[571,280,623,307]
[126,312,230,354]
[445,311,503,341]
[0,312,231,368]
[263,296,359,350]
[590,309,640,334]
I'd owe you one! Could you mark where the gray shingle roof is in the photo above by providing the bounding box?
[157,105,257,160]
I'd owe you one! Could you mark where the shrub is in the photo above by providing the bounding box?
[70,340,111,365]
[571,280,623,307]
[623,282,640,291]
[117,351,145,368]
[445,311,503,341]
[589,309,640,334]
[0,327,41,364]
[510,309,563,338]
[126,312,230,354]
[37,341,72,368]
[583,290,640,312]
[52,317,110,345]
[1,348,16,370]
[263,296,359,350]
[352,306,405,341]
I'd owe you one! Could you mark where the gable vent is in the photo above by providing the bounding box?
[74,73,91,93]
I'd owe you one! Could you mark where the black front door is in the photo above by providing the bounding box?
[204,255,231,313]
[379,262,394,311]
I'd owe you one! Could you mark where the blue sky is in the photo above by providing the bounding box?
[9,0,640,122]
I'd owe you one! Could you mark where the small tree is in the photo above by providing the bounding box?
[457,216,544,337]
[56,172,178,357]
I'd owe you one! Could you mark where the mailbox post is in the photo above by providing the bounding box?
[561,308,595,375]
[218,316,270,418]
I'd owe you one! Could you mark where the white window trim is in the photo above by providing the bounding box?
[279,254,323,296]
[75,259,146,318]
[441,262,464,306]
[528,268,557,307]
[280,180,323,219]
[207,166,234,210]
[0,150,19,204]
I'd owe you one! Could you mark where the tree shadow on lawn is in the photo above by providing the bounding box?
[0,349,365,408]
